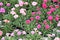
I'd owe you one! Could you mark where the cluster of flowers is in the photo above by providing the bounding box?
[0,0,60,40]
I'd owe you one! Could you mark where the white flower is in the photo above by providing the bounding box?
[18,38,23,40]
[32,2,37,6]
[15,4,19,7]
[13,14,19,19]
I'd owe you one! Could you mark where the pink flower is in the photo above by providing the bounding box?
[37,24,41,29]
[0,2,3,6]
[31,31,35,34]
[53,0,58,2]
[0,30,3,36]
[45,24,50,29]
[32,12,36,16]
[50,8,56,12]
[26,20,31,24]
[55,15,59,21]
[47,11,52,15]
[48,15,53,21]
[6,3,11,7]
[30,17,34,21]
[15,4,19,7]
[0,8,5,13]
[43,0,48,3]
[36,11,41,14]
[42,3,47,9]
[32,2,37,6]
[19,1,24,6]
[22,31,26,35]
[35,16,40,20]
[17,31,21,36]
[14,29,19,32]
[55,5,59,8]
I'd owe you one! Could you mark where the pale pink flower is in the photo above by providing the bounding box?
[13,14,19,19]
[54,37,60,40]
[3,19,10,23]
[31,31,35,34]
[10,11,16,15]
[19,1,24,6]
[36,11,41,14]
[11,7,15,11]
[20,8,26,15]
[0,30,3,36]
[47,34,52,37]
[10,32,14,36]
[17,31,21,36]
[43,20,47,24]
[15,4,19,7]
[22,31,26,35]
[24,2,28,5]
[1,37,5,40]
[32,2,37,6]
[57,21,60,27]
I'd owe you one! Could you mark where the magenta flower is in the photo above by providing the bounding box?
[0,8,5,13]
[30,17,34,21]
[26,20,31,24]
[47,11,52,15]
[42,3,47,9]
[0,2,3,6]
[35,16,40,20]
[37,24,41,29]
[48,15,53,21]
[53,0,58,2]
[43,0,48,3]
[45,24,50,29]
[6,3,11,7]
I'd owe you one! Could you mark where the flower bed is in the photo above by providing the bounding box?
[0,0,60,40]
